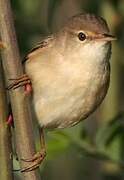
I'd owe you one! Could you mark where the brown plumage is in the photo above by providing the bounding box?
[23,13,115,129]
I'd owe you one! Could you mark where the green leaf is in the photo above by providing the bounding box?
[95,113,124,150]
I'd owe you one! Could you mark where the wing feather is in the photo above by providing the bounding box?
[22,35,53,63]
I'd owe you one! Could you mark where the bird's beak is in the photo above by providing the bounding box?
[99,33,117,41]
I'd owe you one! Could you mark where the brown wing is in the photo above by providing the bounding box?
[22,35,53,64]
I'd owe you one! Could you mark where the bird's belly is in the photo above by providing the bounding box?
[32,69,109,129]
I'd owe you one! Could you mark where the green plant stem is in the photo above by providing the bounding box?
[0,0,41,179]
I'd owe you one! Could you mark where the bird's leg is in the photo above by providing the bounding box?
[6,104,14,127]
[20,128,46,172]
[7,75,46,171]
[6,113,14,126]
[7,74,32,94]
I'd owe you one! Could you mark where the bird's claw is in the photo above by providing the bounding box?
[20,150,46,172]
[7,74,31,91]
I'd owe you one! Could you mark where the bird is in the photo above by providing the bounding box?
[8,13,116,172]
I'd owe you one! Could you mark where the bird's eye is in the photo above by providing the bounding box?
[78,32,86,41]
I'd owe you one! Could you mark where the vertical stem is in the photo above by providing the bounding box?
[0,59,13,180]
[0,0,41,179]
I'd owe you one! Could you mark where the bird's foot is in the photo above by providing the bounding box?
[7,74,32,94]
[20,149,46,172]
[6,114,14,126]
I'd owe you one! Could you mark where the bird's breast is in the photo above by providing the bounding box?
[27,57,110,129]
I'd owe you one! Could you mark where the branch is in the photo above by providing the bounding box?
[0,59,13,180]
[0,0,41,179]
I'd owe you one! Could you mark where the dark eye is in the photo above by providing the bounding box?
[78,32,86,41]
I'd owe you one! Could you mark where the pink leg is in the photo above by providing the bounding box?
[6,114,14,126]
[24,83,32,95]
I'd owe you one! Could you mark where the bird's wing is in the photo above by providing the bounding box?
[22,35,54,63]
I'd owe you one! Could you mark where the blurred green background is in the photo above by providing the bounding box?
[11,0,124,179]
